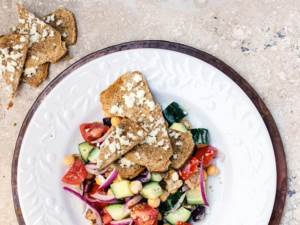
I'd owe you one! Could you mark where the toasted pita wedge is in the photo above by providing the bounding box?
[23,62,49,87]
[16,4,67,67]
[97,118,146,170]
[100,71,173,172]
[169,129,194,169]
[0,33,29,97]
[43,8,77,45]
[114,158,145,179]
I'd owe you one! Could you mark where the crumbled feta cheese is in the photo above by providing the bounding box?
[13,44,23,50]
[44,14,55,23]
[137,130,144,137]
[149,116,154,122]
[31,55,39,60]
[123,93,136,108]
[119,135,130,146]
[126,82,133,91]
[49,30,54,37]
[127,132,136,139]
[20,36,27,42]
[24,67,37,77]
[133,74,142,82]
[119,158,135,168]
[19,19,26,24]
[115,127,123,136]
[169,130,180,139]
[134,152,141,160]
[157,140,164,146]
[110,105,124,115]
[163,145,169,150]
[42,29,49,38]
[62,32,68,38]
[149,128,160,137]
[146,100,155,111]
[136,89,145,99]
[171,172,179,181]
[56,19,63,26]
[145,136,156,145]
[173,154,178,159]
[108,143,116,153]
[175,141,183,146]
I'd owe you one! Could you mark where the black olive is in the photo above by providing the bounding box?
[102,117,112,127]
[191,205,206,221]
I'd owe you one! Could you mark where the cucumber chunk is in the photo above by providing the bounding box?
[79,142,94,162]
[165,207,191,225]
[105,204,130,220]
[170,123,188,133]
[110,180,133,199]
[151,173,163,182]
[163,102,187,125]
[186,189,204,205]
[191,128,209,146]
[87,148,100,163]
[141,182,163,199]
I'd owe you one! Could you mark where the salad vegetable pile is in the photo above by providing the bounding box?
[61,101,219,225]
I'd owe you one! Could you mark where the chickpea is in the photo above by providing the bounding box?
[114,174,123,183]
[157,212,162,220]
[64,154,74,166]
[129,180,143,194]
[95,175,105,185]
[111,117,121,126]
[147,198,160,208]
[159,191,170,202]
[107,189,114,196]
[207,165,219,176]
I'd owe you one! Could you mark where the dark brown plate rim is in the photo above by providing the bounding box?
[12,40,287,225]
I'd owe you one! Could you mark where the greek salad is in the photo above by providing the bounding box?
[61,101,219,225]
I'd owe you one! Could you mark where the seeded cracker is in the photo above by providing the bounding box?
[43,8,77,46]
[16,4,67,67]
[23,62,49,87]
[97,118,146,170]
[0,33,29,97]
[100,71,173,172]
[169,129,195,169]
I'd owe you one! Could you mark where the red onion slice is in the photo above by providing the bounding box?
[85,163,101,175]
[63,186,102,224]
[110,218,133,225]
[99,168,118,190]
[90,192,116,202]
[125,195,143,208]
[199,160,209,206]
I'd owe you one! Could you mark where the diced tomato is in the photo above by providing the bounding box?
[176,222,191,225]
[194,145,218,168]
[179,157,200,180]
[80,122,109,143]
[62,159,88,185]
[88,184,109,208]
[101,209,112,224]
[131,203,159,225]
[89,183,100,194]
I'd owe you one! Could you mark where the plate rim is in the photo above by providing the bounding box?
[11,40,287,225]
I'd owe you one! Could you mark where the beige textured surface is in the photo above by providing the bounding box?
[0,0,299,224]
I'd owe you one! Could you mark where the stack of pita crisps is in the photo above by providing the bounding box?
[0,4,77,107]
[98,72,195,179]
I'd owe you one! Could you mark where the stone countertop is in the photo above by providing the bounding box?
[0,0,299,224]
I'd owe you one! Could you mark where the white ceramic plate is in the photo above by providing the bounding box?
[14,45,277,225]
